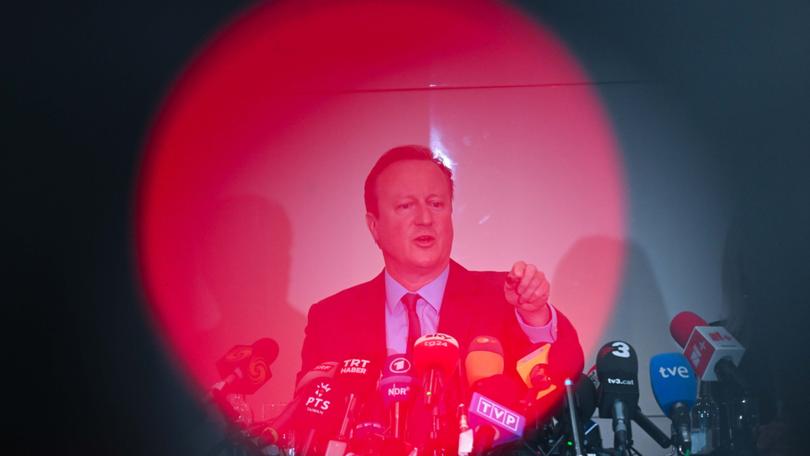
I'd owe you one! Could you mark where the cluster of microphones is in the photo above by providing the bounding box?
[207,310,756,456]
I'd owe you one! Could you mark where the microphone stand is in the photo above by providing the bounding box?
[631,406,672,449]
[564,378,585,456]
[612,400,631,456]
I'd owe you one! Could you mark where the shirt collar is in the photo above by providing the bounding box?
[384,265,450,314]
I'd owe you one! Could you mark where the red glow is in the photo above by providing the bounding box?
[137,0,625,423]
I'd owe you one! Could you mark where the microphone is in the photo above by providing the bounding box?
[516,343,553,389]
[211,338,279,396]
[467,376,527,452]
[326,358,380,455]
[295,361,339,396]
[413,333,460,407]
[669,311,746,388]
[553,373,597,455]
[296,377,342,456]
[632,406,673,449]
[350,421,386,455]
[465,335,504,387]
[379,354,415,441]
[464,336,512,455]
[595,340,639,456]
[650,353,697,455]
[263,360,339,440]
[413,333,460,446]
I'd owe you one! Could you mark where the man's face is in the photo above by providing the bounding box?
[366,160,454,278]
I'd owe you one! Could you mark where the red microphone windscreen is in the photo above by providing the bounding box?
[670,311,708,348]
[413,333,460,375]
[465,335,504,387]
[252,338,280,364]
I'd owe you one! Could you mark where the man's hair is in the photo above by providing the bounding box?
[364,145,454,217]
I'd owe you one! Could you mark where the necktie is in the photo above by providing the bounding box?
[402,293,422,355]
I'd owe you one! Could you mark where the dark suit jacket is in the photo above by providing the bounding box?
[299,259,584,387]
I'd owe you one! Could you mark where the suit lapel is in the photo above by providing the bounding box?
[362,270,388,362]
[437,260,474,344]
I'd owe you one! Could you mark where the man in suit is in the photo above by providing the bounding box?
[298,145,583,434]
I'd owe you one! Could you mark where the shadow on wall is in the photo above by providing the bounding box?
[554,235,670,379]
[720,170,810,453]
[195,195,305,416]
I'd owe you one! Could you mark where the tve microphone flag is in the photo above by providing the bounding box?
[649,353,697,416]
[650,353,697,454]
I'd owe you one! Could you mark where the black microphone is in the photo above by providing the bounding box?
[595,340,639,456]
[328,357,379,455]
[296,377,342,456]
[263,361,339,439]
[379,354,415,441]
[210,337,279,397]
[467,374,528,454]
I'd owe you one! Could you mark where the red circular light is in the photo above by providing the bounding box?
[137,0,625,422]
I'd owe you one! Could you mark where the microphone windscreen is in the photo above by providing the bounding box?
[295,361,338,395]
[337,358,379,396]
[465,335,504,387]
[595,340,639,417]
[670,311,708,348]
[379,354,415,407]
[413,333,460,375]
[649,353,697,415]
[252,337,280,364]
[382,354,413,377]
[573,373,598,420]
[471,374,526,410]
[297,378,342,431]
[216,344,253,379]
[516,343,551,388]
[215,338,279,394]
